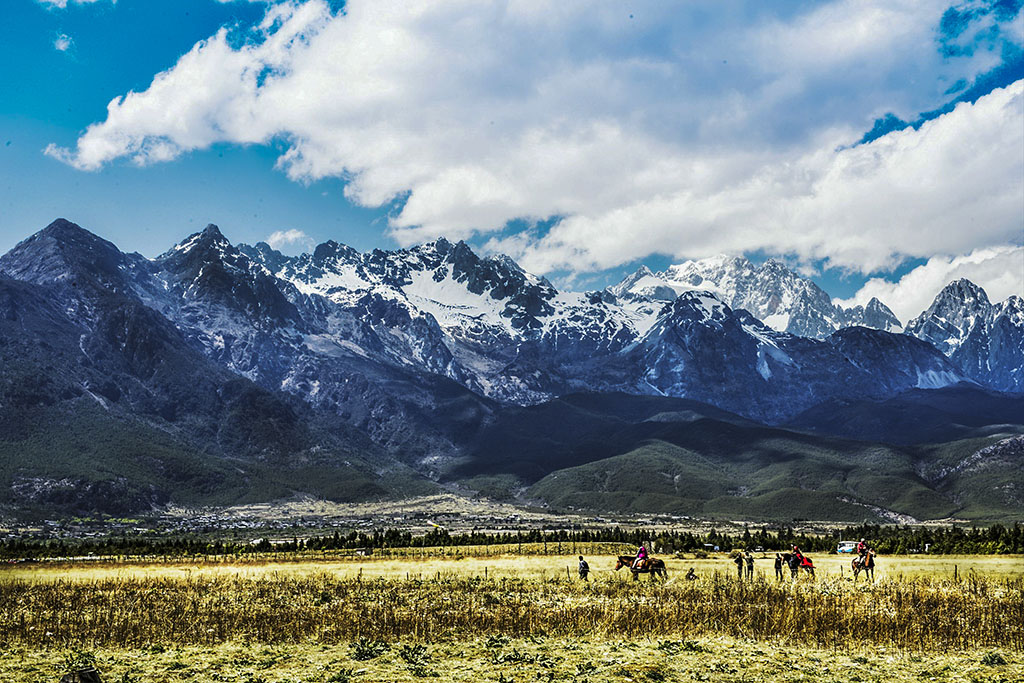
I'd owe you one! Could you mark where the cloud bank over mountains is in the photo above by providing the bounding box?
[43,0,1024,297]
[836,244,1024,323]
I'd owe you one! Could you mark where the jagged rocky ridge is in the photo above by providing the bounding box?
[1,218,1022,518]
[609,256,902,338]
[906,279,1024,392]
[0,220,1019,465]
[0,224,434,512]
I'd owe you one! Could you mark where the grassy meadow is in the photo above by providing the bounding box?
[1,550,1022,681]
[4,636,1022,683]
[3,548,1020,582]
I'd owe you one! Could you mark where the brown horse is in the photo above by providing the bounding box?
[614,555,668,581]
[852,550,876,581]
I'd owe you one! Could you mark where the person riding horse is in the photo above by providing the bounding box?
[787,545,815,579]
[615,553,667,580]
[855,538,869,563]
[632,544,648,571]
[852,547,876,580]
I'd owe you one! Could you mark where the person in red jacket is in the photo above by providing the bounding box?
[855,538,869,566]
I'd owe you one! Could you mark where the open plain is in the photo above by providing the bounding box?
[2,550,1022,682]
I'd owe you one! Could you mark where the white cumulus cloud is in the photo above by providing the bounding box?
[265,228,313,253]
[54,34,73,52]
[43,0,1024,283]
[501,80,1024,276]
[835,246,1024,323]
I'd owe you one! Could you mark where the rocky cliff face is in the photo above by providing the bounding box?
[609,255,902,338]
[907,279,1024,392]
[615,291,961,422]
[2,218,1021,517]
[1,219,1016,476]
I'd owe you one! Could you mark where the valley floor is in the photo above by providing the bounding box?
[3,555,1021,681]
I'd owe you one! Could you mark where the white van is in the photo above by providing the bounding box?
[837,541,858,554]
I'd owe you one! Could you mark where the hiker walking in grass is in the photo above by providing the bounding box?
[733,552,744,579]
[774,553,784,581]
[578,555,590,581]
[745,551,754,579]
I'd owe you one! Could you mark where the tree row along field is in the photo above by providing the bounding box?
[5,522,1024,560]
[2,554,1022,652]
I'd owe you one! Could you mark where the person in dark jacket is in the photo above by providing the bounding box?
[578,555,590,581]
[787,552,802,580]
[744,551,754,579]
[774,553,784,581]
[733,552,744,579]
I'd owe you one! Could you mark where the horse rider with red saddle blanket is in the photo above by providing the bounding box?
[792,545,814,570]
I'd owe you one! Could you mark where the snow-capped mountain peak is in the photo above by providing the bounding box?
[609,254,901,338]
[905,278,992,355]
[3,218,1014,439]
[905,279,1023,391]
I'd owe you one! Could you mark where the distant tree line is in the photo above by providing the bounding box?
[2,522,1022,560]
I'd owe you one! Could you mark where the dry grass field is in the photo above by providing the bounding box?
[2,549,1020,582]
[1,552,1021,681]
[3,636,1021,682]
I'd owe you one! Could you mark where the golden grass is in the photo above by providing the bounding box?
[1,551,1021,683]
[1,565,1021,651]
[4,636,1021,683]
[3,551,1021,583]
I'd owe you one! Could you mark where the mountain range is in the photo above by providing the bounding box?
[0,219,1021,521]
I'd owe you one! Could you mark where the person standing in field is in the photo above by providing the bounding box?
[578,555,590,581]
[744,551,754,579]
[733,552,744,579]
[787,552,802,580]
[774,553,784,581]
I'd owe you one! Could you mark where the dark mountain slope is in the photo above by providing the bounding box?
[1,219,1020,521]
[606,294,966,422]
[0,269,432,516]
[786,385,1024,444]
[451,392,1023,521]
[1,220,496,475]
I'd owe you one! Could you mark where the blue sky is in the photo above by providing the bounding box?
[1,0,1021,318]
[0,1,388,255]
